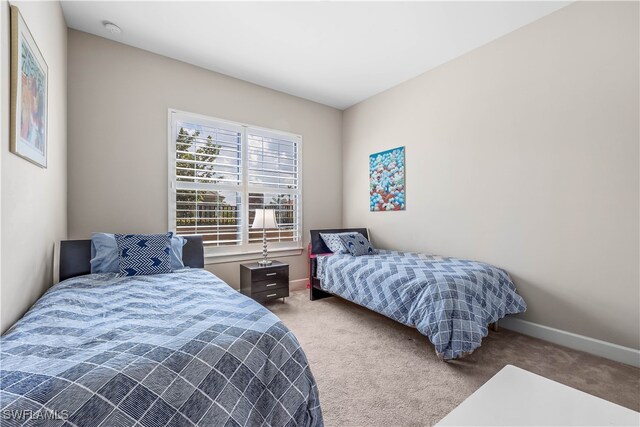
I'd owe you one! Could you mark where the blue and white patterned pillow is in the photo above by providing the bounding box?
[320,232,351,254]
[115,233,172,276]
[339,232,376,256]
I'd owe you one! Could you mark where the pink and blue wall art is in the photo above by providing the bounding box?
[369,146,405,211]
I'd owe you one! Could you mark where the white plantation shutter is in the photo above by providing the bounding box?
[169,110,302,255]
[172,115,243,247]
[247,129,301,245]
[175,189,242,246]
[247,132,299,189]
[174,122,242,185]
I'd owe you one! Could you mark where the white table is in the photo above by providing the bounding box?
[437,365,640,426]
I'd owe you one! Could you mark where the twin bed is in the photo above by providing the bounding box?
[308,229,527,360]
[0,236,322,427]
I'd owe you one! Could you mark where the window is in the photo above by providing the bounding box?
[168,110,302,258]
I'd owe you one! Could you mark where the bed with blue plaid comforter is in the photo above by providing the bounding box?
[317,250,526,359]
[0,269,322,427]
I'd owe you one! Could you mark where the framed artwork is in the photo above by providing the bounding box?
[10,5,48,168]
[369,146,405,211]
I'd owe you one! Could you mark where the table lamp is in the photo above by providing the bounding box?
[251,208,278,266]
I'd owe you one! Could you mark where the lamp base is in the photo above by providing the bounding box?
[258,259,273,267]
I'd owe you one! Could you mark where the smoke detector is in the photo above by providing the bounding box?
[103,22,121,34]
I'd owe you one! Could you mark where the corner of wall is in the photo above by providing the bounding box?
[0,0,68,333]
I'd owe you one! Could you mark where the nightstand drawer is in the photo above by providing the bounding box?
[251,266,288,282]
[253,287,289,303]
[252,278,288,293]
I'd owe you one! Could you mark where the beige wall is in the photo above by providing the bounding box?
[67,30,343,288]
[0,1,67,333]
[342,1,639,349]
[0,1,5,323]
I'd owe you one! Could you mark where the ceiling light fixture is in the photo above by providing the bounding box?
[103,22,121,34]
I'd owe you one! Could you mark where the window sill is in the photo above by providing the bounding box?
[204,247,304,265]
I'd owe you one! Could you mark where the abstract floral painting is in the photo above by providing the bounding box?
[10,6,48,168]
[369,146,405,211]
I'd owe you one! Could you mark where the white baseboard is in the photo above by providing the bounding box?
[289,278,308,291]
[500,317,640,368]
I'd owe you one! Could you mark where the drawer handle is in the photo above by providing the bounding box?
[266,293,277,297]
[266,283,277,287]
[266,273,277,276]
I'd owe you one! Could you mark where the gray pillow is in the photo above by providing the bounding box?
[320,232,352,254]
[90,232,120,273]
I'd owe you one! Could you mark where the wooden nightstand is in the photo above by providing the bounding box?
[240,261,289,303]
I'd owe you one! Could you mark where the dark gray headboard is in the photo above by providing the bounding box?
[59,235,205,282]
[309,228,369,255]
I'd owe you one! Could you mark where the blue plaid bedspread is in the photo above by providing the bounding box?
[317,250,526,359]
[0,269,322,427]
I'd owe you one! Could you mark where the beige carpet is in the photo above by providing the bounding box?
[268,289,640,427]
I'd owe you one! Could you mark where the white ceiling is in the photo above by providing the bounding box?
[61,1,570,110]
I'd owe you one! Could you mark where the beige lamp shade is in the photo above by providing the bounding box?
[251,209,278,229]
